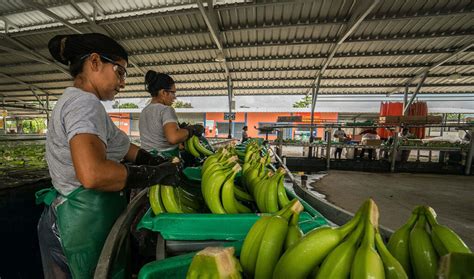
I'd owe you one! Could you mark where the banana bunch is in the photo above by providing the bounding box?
[185,135,214,158]
[149,184,203,215]
[388,206,472,279]
[240,199,304,278]
[253,167,291,213]
[274,199,408,279]
[201,153,253,214]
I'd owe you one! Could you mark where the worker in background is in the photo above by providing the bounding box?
[37,33,180,279]
[139,70,204,159]
[333,127,346,159]
[359,128,380,160]
[242,125,249,142]
[400,128,414,163]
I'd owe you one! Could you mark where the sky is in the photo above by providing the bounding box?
[103,94,474,113]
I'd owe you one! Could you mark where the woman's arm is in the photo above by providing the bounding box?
[163,122,189,144]
[70,134,127,191]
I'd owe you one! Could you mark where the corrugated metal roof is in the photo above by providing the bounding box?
[0,0,473,115]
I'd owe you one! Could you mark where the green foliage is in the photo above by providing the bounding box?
[172,100,193,108]
[21,118,46,133]
[118,102,139,109]
[0,143,47,172]
[293,95,312,108]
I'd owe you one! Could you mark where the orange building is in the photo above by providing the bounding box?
[107,111,339,140]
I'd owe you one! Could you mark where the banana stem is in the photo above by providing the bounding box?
[423,206,439,227]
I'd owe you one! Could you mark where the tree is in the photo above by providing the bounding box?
[118,103,139,109]
[293,95,312,108]
[172,100,193,108]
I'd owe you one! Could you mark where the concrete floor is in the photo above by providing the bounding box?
[310,170,474,249]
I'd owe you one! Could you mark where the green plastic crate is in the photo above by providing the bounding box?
[137,187,328,241]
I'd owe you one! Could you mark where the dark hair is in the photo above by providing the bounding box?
[243,126,248,130]
[145,70,175,97]
[48,33,128,77]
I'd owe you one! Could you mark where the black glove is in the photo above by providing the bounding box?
[178,122,190,128]
[185,124,205,139]
[124,162,180,189]
[135,148,167,166]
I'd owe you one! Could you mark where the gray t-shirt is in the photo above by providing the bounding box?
[46,87,130,196]
[139,103,179,151]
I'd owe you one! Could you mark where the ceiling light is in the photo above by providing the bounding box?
[448,73,462,81]
[215,52,225,62]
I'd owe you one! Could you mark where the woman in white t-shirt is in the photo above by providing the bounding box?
[37,33,179,279]
[139,71,204,158]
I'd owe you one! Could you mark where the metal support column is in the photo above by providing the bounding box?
[308,82,319,158]
[465,128,474,175]
[46,94,50,122]
[403,73,428,116]
[403,84,409,115]
[326,128,332,170]
[390,128,400,172]
[1,98,6,134]
[227,77,232,139]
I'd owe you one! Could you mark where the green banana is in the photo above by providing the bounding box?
[277,174,291,208]
[240,216,272,276]
[176,187,201,211]
[273,201,365,279]
[409,214,438,279]
[375,231,408,279]
[387,210,419,276]
[202,149,227,173]
[235,199,252,213]
[284,211,303,251]
[160,185,183,213]
[255,172,273,212]
[186,137,201,158]
[424,206,471,256]
[350,199,385,279]
[221,169,241,214]
[233,185,254,202]
[316,213,365,279]
[254,215,289,279]
[266,169,285,213]
[149,184,165,215]
[204,165,239,214]
[192,135,214,156]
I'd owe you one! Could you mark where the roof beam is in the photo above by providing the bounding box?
[0,34,70,75]
[7,90,474,99]
[0,72,58,106]
[3,82,472,95]
[7,73,473,87]
[388,42,474,95]
[196,0,230,78]
[24,0,83,34]
[0,45,53,64]
[4,1,472,37]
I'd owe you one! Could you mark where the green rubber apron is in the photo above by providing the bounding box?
[36,186,127,278]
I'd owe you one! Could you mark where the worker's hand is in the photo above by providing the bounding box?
[124,161,181,188]
[135,148,168,166]
[185,124,205,138]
